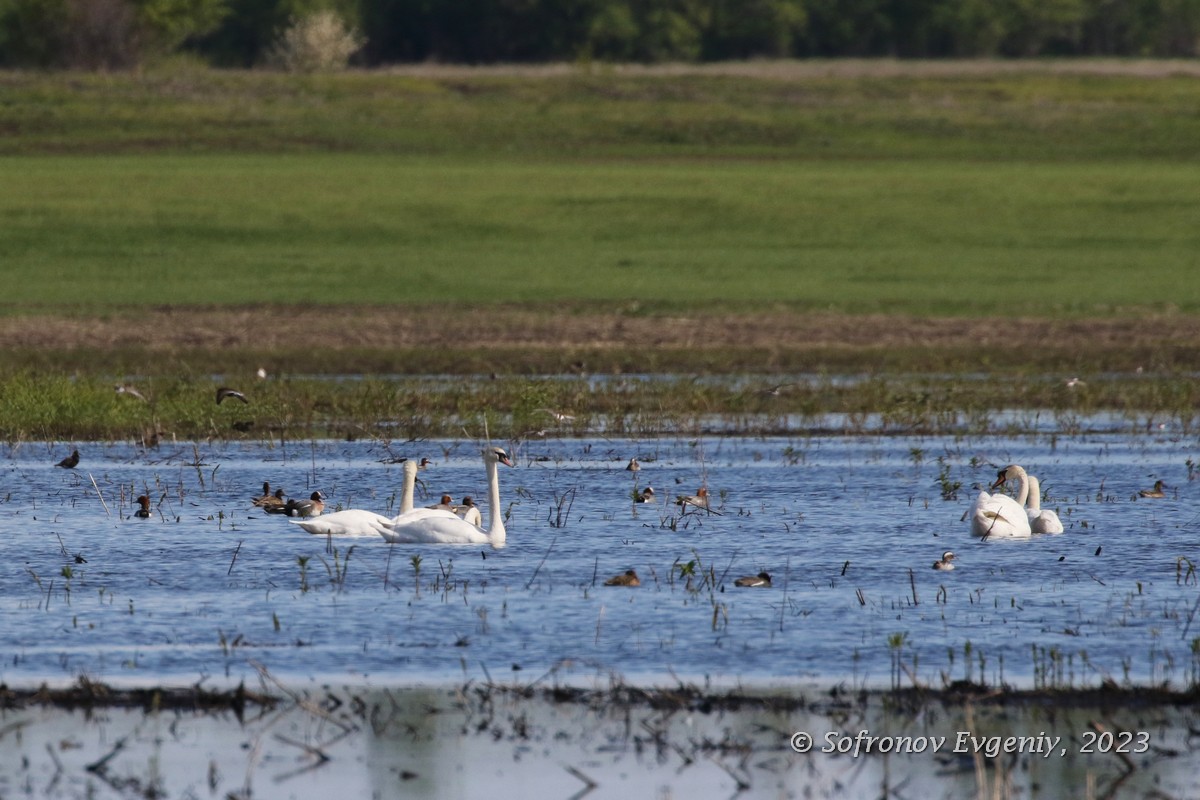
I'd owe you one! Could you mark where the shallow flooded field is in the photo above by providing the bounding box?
[1,420,1196,692]
[2,420,1200,797]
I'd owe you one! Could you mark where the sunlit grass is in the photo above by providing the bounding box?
[1,155,1198,315]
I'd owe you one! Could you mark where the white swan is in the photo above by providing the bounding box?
[291,459,420,537]
[1025,474,1064,534]
[378,447,513,546]
[969,465,1032,538]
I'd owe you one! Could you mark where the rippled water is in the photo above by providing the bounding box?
[2,423,1196,690]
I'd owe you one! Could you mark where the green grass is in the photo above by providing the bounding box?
[1,370,1196,442]
[3,66,1200,162]
[2,154,1198,315]
[1,65,1200,316]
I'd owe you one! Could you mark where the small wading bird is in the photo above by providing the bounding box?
[604,569,640,587]
[734,572,772,587]
[55,449,80,469]
[134,495,152,519]
[216,387,249,405]
[932,551,956,571]
[114,384,148,402]
[1139,479,1168,499]
[760,382,796,397]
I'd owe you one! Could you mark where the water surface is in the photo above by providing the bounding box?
[1,425,1195,690]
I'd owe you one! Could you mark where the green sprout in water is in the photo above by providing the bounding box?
[410,554,422,594]
[297,555,310,593]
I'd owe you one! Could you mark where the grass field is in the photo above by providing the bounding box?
[1,63,1199,316]
[3,155,1199,314]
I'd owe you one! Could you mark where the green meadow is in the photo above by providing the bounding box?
[1,65,1199,315]
[3,155,1199,314]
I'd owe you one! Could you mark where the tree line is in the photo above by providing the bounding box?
[2,0,1198,70]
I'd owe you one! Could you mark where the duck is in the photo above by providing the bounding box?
[256,488,287,511]
[215,386,249,405]
[250,482,273,506]
[625,457,641,472]
[676,487,710,510]
[635,486,656,503]
[292,461,421,537]
[1025,475,1064,533]
[1139,479,1168,499]
[275,491,325,518]
[455,496,482,528]
[378,447,514,546]
[54,449,80,469]
[604,569,640,587]
[969,465,1032,539]
[932,551,956,571]
[134,495,152,519]
[733,572,772,587]
[428,494,455,511]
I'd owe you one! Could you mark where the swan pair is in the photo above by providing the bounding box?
[292,447,512,546]
[969,464,1064,538]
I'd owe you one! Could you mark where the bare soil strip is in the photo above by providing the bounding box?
[1,308,1196,356]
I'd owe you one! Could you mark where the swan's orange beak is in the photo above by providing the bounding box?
[498,451,514,467]
[990,471,1007,490]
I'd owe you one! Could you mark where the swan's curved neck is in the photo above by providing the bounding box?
[400,462,417,514]
[486,458,506,545]
[1026,475,1041,512]
[1009,466,1030,507]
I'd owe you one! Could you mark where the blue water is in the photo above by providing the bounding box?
[1,424,1196,690]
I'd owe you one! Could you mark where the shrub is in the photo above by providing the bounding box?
[268,9,362,71]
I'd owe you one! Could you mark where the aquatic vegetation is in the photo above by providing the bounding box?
[1,369,1200,442]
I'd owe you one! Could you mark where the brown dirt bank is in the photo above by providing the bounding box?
[1,307,1197,374]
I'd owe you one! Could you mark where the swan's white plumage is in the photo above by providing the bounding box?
[379,447,512,546]
[292,508,392,537]
[1025,474,1064,534]
[292,460,419,536]
[969,465,1032,539]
